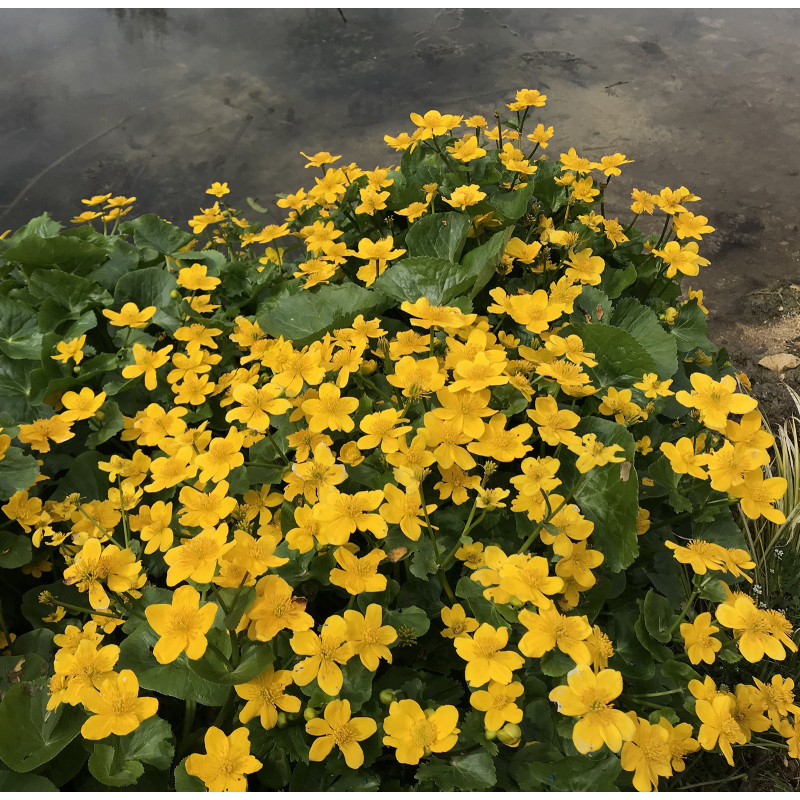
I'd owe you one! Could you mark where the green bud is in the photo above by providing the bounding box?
[72,366,81,375]
[379,689,395,706]
[94,410,105,421]
[169,289,181,300]
[484,728,498,741]
[497,722,521,746]
[276,711,288,729]
[285,712,299,722]
[303,706,318,721]
[423,707,436,718]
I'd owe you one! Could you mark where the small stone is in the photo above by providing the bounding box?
[759,353,800,371]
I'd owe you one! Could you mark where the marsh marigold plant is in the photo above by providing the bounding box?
[0,88,795,792]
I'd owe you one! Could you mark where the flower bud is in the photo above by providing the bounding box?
[497,722,521,747]
[169,289,181,300]
[379,689,396,706]
[303,706,318,721]
[276,711,288,729]
[484,728,498,741]
[359,359,377,376]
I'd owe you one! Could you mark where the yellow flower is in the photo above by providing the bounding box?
[307,699,377,768]
[206,181,230,197]
[549,665,635,754]
[753,675,800,727]
[729,471,787,524]
[59,388,106,422]
[444,184,487,210]
[52,335,87,364]
[329,547,387,595]
[715,595,798,662]
[122,343,173,391]
[79,670,157,741]
[186,727,262,792]
[144,585,218,664]
[620,715,673,792]
[680,612,722,665]
[695,695,746,766]
[358,409,412,453]
[659,437,709,480]
[178,480,237,530]
[453,623,525,687]
[344,604,397,671]
[518,606,593,665]
[225,383,291,431]
[17,415,75,453]
[564,248,605,286]
[674,372,758,432]
[235,666,301,729]
[102,302,156,329]
[507,88,547,110]
[301,383,359,433]
[164,524,233,586]
[53,639,120,706]
[387,356,446,399]
[177,263,221,292]
[312,487,387,544]
[291,615,354,696]
[526,394,580,446]
[245,574,314,642]
[382,699,459,765]
[446,134,486,162]
[440,604,480,639]
[379,484,437,541]
[470,681,524,731]
[454,542,485,569]
[195,427,245,483]
[665,539,726,575]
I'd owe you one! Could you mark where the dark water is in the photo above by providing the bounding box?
[1,8,799,318]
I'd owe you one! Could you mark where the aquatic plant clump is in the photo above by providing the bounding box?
[0,88,796,792]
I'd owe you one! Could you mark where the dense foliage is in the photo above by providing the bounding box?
[0,89,797,792]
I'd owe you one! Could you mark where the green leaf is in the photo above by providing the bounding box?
[539,648,575,677]
[0,359,41,422]
[0,770,58,791]
[463,227,514,299]
[256,283,390,347]
[383,606,430,638]
[572,285,612,324]
[113,266,177,322]
[0,530,32,569]
[107,716,175,771]
[545,752,622,791]
[372,257,463,305]
[660,659,700,689]
[611,297,678,380]
[0,682,85,772]
[0,297,43,359]
[117,624,229,706]
[572,417,639,572]
[487,181,535,222]
[404,212,471,261]
[567,322,657,389]
[189,638,274,686]
[51,450,107,502]
[599,262,637,299]
[121,215,194,254]
[415,749,497,791]
[84,402,124,448]
[3,235,108,273]
[670,300,714,353]
[88,743,144,787]
[642,590,676,643]
[0,447,40,500]
[408,535,437,579]
[27,269,112,311]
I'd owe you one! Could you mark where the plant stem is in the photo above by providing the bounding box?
[517,475,585,554]
[666,586,700,638]
[179,699,197,756]
[117,477,130,549]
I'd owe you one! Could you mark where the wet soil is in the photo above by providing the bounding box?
[1,9,800,421]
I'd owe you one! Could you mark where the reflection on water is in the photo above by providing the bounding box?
[0,6,798,293]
